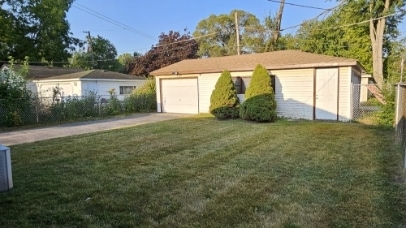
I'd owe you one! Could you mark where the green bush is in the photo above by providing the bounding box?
[239,94,277,122]
[376,88,395,126]
[124,77,156,113]
[240,64,277,122]
[209,70,239,119]
[0,61,33,127]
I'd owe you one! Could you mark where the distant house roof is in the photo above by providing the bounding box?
[0,64,84,79]
[35,69,146,81]
[151,50,364,76]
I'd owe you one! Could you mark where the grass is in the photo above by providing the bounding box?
[1,116,406,227]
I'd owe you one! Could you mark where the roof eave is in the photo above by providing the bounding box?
[151,61,361,76]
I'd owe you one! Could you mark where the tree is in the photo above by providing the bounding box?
[117,53,134,73]
[0,0,80,64]
[71,35,120,71]
[239,64,277,122]
[209,70,240,119]
[193,10,266,57]
[264,0,286,51]
[130,30,198,77]
[333,0,405,89]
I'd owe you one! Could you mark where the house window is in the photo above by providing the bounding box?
[119,86,136,94]
[232,76,276,94]
[232,77,251,94]
[270,75,276,93]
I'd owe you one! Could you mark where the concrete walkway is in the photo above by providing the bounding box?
[0,113,190,146]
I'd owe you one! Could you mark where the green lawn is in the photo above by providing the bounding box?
[1,116,405,227]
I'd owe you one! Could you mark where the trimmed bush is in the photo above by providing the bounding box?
[209,70,240,119]
[240,64,277,122]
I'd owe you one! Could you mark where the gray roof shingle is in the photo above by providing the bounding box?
[36,70,146,81]
[151,50,364,76]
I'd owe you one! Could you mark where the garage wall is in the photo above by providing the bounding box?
[198,73,219,113]
[198,71,253,113]
[272,69,314,120]
[84,79,145,100]
[338,66,352,121]
[36,80,77,97]
[35,79,145,100]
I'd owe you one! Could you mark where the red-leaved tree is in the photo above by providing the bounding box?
[130,29,199,76]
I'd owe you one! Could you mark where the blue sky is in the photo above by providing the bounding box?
[67,0,405,56]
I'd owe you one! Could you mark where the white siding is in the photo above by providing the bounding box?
[272,69,314,120]
[338,67,352,121]
[198,71,253,113]
[198,73,220,113]
[35,79,145,100]
[87,79,145,100]
[36,81,76,97]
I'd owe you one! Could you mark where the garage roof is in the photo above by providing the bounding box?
[36,70,145,81]
[0,64,84,79]
[151,50,364,76]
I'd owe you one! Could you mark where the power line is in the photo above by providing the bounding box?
[268,0,330,11]
[281,0,346,31]
[72,3,156,40]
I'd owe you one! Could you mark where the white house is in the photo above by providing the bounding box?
[34,70,146,100]
[0,64,84,94]
[150,50,366,121]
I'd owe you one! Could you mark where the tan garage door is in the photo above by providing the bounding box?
[161,78,198,114]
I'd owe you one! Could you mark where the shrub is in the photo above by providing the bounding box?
[209,70,240,119]
[0,58,33,127]
[124,77,157,113]
[376,87,395,126]
[240,64,277,122]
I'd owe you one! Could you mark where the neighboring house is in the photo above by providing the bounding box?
[0,64,84,94]
[33,70,146,100]
[151,50,366,121]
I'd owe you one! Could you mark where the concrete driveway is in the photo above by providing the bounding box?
[0,113,190,146]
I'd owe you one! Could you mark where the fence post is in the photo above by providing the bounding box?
[396,84,401,134]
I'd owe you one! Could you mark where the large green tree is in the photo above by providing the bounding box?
[193,10,266,57]
[293,0,404,88]
[71,35,119,71]
[130,30,198,76]
[0,0,80,64]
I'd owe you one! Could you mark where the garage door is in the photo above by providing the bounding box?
[161,78,198,114]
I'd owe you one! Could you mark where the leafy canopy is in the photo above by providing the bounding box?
[130,30,198,77]
[193,10,266,57]
[71,35,119,71]
[0,0,80,64]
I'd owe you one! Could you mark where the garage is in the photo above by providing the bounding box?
[160,78,198,114]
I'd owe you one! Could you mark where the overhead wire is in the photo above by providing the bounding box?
[72,3,157,40]
[267,0,331,11]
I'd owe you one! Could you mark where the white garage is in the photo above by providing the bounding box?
[151,50,366,121]
[159,78,199,114]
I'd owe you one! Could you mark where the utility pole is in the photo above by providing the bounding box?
[234,12,240,55]
[401,56,404,82]
[83,31,95,68]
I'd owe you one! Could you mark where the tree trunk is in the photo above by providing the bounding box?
[265,0,285,52]
[369,0,390,89]
[272,0,285,48]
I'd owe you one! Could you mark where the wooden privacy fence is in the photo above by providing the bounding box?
[395,83,406,169]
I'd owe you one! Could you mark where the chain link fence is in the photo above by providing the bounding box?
[0,94,156,128]
[352,84,381,121]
